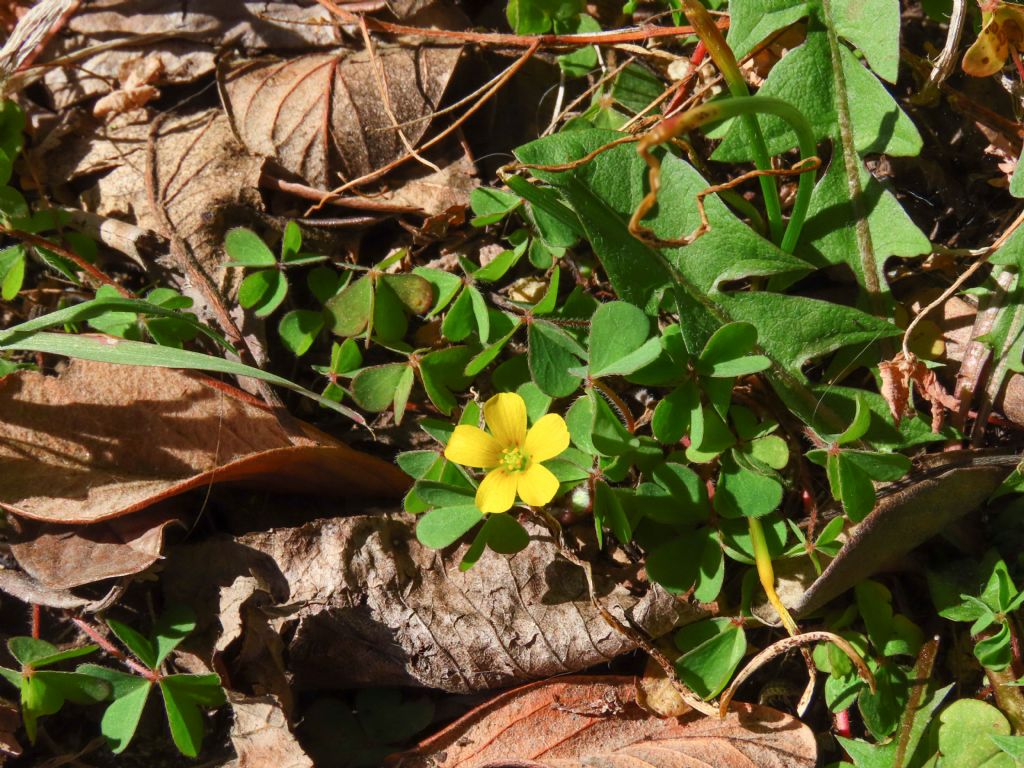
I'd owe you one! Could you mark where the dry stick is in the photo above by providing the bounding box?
[902,206,1024,360]
[305,40,541,213]
[358,17,441,174]
[315,0,726,47]
[718,631,876,718]
[537,511,719,717]
[630,157,821,249]
[914,0,966,104]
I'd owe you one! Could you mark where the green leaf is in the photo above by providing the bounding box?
[594,479,631,545]
[419,345,473,416]
[647,535,703,593]
[557,15,601,78]
[0,244,24,301]
[652,381,698,445]
[714,454,783,518]
[225,227,276,267]
[528,320,584,397]
[694,530,725,603]
[34,670,111,705]
[975,622,1013,671]
[107,620,158,669]
[79,665,151,754]
[414,267,463,316]
[442,286,476,342]
[842,450,911,481]
[416,505,484,548]
[153,605,197,667]
[280,220,302,261]
[836,393,872,444]
[238,270,287,317]
[371,278,410,342]
[160,674,225,757]
[352,363,412,413]
[467,285,490,342]
[991,734,1024,762]
[279,309,325,356]
[326,276,373,337]
[470,187,521,226]
[836,454,876,522]
[674,618,747,699]
[504,175,585,243]
[587,301,651,376]
[9,638,97,668]
[918,699,1015,768]
[380,273,434,316]
[481,513,530,554]
[474,241,527,284]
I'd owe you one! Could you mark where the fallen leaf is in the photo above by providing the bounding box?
[388,676,817,767]
[636,656,690,718]
[161,516,706,693]
[219,45,461,187]
[39,0,341,110]
[226,692,313,768]
[92,55,165,118]
[0,359,409,524]
[790,451,1016,618]
[879,351,958,431]
[8,504,185,589]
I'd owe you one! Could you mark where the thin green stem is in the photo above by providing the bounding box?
[678,0,784,244]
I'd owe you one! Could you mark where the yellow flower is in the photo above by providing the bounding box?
[444,393,570,514]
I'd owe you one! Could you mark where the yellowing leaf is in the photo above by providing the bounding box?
[963,4,1024,77]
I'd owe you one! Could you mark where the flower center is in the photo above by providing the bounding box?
[500,446,530,473]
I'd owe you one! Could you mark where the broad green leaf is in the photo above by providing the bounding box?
[917,699,1015,768]
[991,734,1024,762]
[650,460,710,523]
[746,434,789,470]
[225,227,276,267]
[415,482,476,508]
[0,244,23,300]
[393,364,415,424]
[397,450,440,479]
[504,175,586,243]
[647,535,703,593]
[587,300,651,376]
[416,506,484,548]
[419,345,473,415]
[528,320,584,397]
[372,278,410,342]
[842,449,911,481]
[714,455,783,518]
[975,622,1013,671]
[414,267,463,316]
[474,241,526,283]
[380,273,434,315]
[481,513,530,554]
[352,363,412,413]
[674,618,747,699]
[694,530,725,603]
[467,284,490,342]
[34,671,110,705]
[9,638,97,668]
[836,393,872,444]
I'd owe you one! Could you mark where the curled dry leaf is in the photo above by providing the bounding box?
[388,676,817,768]
[161,516,705,693]
[790,451,1016,618]
[220,45,461,188]
[226,692,313,768]
[879,351,958,431]
[0,359,408,525]
[8,504,185,590]
[38,0,341,109]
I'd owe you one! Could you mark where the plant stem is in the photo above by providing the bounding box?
[678,0,784,244]
[749,516,799,636]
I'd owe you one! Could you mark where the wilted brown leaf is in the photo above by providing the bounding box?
[161,516,704,693]
[39,0,341,110]
[0,359,408,524]
[220,45,461,188]
[388,676,817,767]
[226,693,313,768]
[8,504,184,589]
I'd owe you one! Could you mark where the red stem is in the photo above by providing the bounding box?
[72,618,159,682]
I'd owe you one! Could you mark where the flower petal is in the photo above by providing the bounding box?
[524,413,570,462]
[484,392,527,448]
[476,469,518,513]
[516,463,560,507]
[444,425,501,468]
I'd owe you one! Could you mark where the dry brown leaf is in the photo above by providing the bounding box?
[0,359,408,524]
[374,152,477,217]
[8,504,184,589]
[226,693,313,768]
[220,45,461,188]
[388,676,817,767]
[636,656,690,718]
[39,0,341,110]
[879,351,959,431]
[161,516,704,693]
